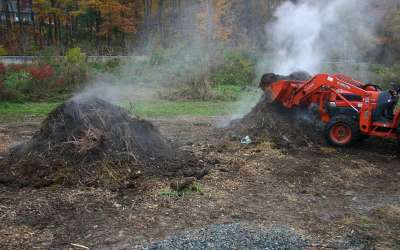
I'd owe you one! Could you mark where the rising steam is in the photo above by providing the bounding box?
[262,0,381,75]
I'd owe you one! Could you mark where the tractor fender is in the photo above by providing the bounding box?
[326,106,359,121]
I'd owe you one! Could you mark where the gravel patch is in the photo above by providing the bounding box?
[142,223,307,250]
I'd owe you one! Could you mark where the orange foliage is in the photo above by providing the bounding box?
[83,0,139,37]
[197,0,233,43]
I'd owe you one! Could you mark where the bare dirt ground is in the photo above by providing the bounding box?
[0,117,399,249]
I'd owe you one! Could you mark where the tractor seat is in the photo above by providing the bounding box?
[373,91,398,122]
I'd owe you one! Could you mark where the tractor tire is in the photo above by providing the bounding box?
[397,124,400,147]
[324,115,360,147]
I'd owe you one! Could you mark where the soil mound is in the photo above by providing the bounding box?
[0,98,206,188]
[230,72,323,148]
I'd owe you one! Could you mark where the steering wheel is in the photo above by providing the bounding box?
[363,84,382,91]
[390,83,400,95]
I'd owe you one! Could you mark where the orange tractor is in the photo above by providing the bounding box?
[260,73,400,147]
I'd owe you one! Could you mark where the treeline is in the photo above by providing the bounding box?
[0,0,285,55]
[0,0,400,63]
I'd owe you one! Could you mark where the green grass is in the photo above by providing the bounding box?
[0,94,259,121]
[212,84,245,101]
[125,100,239,118]
[0,102,60,120]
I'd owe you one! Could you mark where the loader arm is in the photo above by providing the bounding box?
[291,74,368,106]
[286,74,374,129]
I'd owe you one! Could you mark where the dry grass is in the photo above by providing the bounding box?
[341,162,383,180]
[339,214,376,229]
[0,131,11,154]
[0,226,52,248]
[371,205,400,224]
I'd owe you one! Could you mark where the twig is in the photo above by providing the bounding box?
[94,109,107,129]
[306,243,339,249]
[70,243,89,249]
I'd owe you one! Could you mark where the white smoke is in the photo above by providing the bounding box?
[263,0,380,75]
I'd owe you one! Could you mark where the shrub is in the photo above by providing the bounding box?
[0,80,4,96]
[210,50,256,86]
[8,64,27,72]
[0,63,5,75]
[0,46,7,56]
[90,58,121,73]
[4,71,33,92]
[2,71,33,101]
[159,181,204,197]
[65,47,86,65]
[104,58,121,71]
[28,64,54,81]
[370,64,400,88]
[60,48,89,87]
[61,63,88,87]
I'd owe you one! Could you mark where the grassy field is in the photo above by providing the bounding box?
[0,96,258,121]
[0,102,60,120]
[129,100,240,117]
[0,83,259,121]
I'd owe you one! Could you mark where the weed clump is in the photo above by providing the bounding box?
[160,178,204,197]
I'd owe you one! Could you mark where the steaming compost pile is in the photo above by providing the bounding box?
[142,223,306,249]
[230,72,324,148]
[0,98,205,188]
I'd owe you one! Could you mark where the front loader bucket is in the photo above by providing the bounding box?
[268,80,291,103]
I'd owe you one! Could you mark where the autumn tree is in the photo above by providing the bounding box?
[81,0,139,47]
[3,0,396,60]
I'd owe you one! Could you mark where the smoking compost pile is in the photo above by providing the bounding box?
[230,71,324,148]
[0,98,206,188]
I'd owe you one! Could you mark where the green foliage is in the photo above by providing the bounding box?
[133,45,214,100]
[1,71,32,101]
[144,46,256,101]
[61,48,89,87]
[210,50,256,86]
[212,84,244,101]
[0,46,7,56]
[0,60,86,102]
[0,54,121,102]
[61,64,88,87]
[65,47,87,65]
[370,64,400,88]
[3,71,33,93]
[90,58,122,73]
